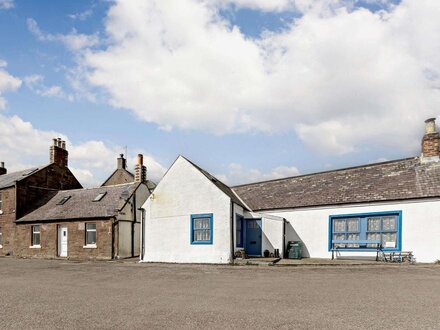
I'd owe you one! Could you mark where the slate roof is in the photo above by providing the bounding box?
[183,156,248,209]
[16,183,138,222]
[0,166,46,189]
[233,157,440,211]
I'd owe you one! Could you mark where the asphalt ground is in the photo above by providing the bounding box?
[1,258,439,329]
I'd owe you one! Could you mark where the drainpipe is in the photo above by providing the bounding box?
[132,194,136,258]
[230,201,235,263]
[283,218,286,259]
[138,207,145,261]
[111,217,116,259]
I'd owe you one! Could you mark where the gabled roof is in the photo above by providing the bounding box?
[101,168,134,186]
[0,166,47,189]
[233,157,440,211]
[16,183,138,223]
[182,156,248,209]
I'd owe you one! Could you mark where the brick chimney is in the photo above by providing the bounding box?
[50,138,69,167]
[421,118,440,163]
[134,154,147,183]
[0,162,6,175]
[117,154,127,170]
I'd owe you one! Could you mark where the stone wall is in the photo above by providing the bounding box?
[14,220,113,260]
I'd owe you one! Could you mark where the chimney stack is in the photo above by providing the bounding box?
[0,162,6,175]
[421,118,440,163]
[50,138,69,167]
[134,154,147,183]
[117,154,127,170]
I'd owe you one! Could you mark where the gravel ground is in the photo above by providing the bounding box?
[1,258,439,329]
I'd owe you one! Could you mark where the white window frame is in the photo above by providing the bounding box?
[31,225,41,248]
[84,223,97,248]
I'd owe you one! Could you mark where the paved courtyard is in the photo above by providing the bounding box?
[1,258,440,329]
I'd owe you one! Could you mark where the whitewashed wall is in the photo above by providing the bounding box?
[261,215,284,257]
[267,198,440,263]
[142,156,233,264]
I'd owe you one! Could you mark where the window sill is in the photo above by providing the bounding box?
[29,245,41,249]
[83,244,97,249]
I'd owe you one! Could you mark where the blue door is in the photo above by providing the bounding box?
[246,219,262,256]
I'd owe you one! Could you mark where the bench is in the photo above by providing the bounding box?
[331,239,382,261]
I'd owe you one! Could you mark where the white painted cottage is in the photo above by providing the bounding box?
[140,156,284,264]
[141,118,440,263]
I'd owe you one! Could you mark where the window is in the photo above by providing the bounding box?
[57,196,71,205]
[85,223,97,246]
[0,226,3,247]
[191,214,213,244]
[93,192,107,202]
[329,212,401,251]
[236,214,244,248]
[0,192,3,214]
[32,225,40,247]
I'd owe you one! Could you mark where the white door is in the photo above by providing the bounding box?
[58,225,68,257]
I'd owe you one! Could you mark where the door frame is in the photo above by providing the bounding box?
[58,225,68,257]
[245,218,262,257]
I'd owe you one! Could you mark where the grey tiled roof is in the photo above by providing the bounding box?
[183,156,248,209]
[17,183,138,222]
[0,166,45,189]
[233,157,440,211]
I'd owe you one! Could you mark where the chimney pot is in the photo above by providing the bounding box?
[421,118,440,162]
[137,154,143,166]
[425,118,437,134]
[0,162,6,175]
[117,154,127,170]
[134,154,147,183]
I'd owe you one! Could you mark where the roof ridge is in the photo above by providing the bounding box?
[56,182,135,193]
[232,156,418,188]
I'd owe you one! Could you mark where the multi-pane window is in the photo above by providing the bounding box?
[366,216,398,248]
[0,226,3,246]
[236,215,244,248]
[85,223,97,245]
[333,218,360,248]
[191,214,213,244]
[330,213,400,251]
[32,225,40,246]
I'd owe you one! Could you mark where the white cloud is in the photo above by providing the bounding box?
[217,163,300,185]
[73,0,440,156]
[68,9,93,21]
[0,112,166,187]
[0,60,21,109]
[27,18,98,51]
[0,0,14,10]
[24,74,73,101]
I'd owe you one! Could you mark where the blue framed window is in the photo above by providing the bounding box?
[328,211,402,251]
[236,214,244,248]
[190,213,213,245]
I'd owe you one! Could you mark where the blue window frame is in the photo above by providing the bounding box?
[190,213,213,245]
[328,211,402,252]
[236,214,244,248]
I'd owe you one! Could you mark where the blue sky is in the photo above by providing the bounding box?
[0,0,439,186]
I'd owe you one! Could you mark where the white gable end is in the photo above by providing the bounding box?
[141,156,233,264]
